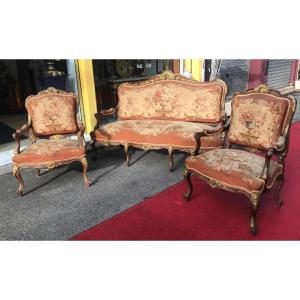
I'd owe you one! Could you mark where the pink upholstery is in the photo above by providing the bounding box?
[13,139,85,166]
[186,149,282,193]
[95,120,224,149]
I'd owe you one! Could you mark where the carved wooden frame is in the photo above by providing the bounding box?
[12,87,90,196]
[183,84,297,234]
[90,70,228,171]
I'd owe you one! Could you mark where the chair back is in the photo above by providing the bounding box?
[228,85,296,150]
[25,87,79,137]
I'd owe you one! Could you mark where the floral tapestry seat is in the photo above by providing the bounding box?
[91,71,228,171]
[186,149,282,194]
[12,87,90,196]
[94,120,224,151]
[12,139,85,166]
[183,85,297,234]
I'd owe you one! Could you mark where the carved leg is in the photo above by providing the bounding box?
[168,146,174,172]
[13,164,24,196]
[124,143,130,167]
[274,174,284,208]
[183,169,193,201]
[36,169,41,176]
[90,137,98,161]
[80,157,90,187]
[249,194,260,235]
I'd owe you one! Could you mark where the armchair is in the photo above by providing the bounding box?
[183,85,297,234]
[12,87,90,196]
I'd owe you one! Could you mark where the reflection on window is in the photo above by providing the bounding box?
[92,59,173,110]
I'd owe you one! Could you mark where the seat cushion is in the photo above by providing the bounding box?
[185,148,282,193]
[13,139,85,166]
[94,120,224,150]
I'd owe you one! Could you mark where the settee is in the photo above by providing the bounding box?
[90,71,228,170]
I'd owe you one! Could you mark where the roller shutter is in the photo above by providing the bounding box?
[266,59,293,89]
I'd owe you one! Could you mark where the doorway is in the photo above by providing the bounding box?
[0,59,69,166]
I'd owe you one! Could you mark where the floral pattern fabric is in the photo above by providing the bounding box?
[13,139,85,166]
[117,80,225,123]
[228,94,290,150]
[95,120,224,149]
[186,149,282,193]
[26,94,78,136]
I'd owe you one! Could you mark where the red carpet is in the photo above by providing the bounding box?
[72,122,300,240]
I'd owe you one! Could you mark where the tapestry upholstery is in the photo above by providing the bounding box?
[13,139,85,166]
[228,93,291,150]
[26,93,78,136]
[95,120,224,149]
[185,149,282,193]
[117,80,226,123]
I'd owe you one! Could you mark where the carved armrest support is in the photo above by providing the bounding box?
[193,111,229,156]
[193,123,224,156]
[258,136,286,181]
[12,123,31,154]
[93,108,116,131]
[260,148,275,181]
[223,115,231,129]
[77,119,85,146]
[220,109,226,121]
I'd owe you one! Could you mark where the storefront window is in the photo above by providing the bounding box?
[92,59,173,110]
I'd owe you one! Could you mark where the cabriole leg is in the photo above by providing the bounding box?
[168,146,174,172]
[183,169,193,201]
[249,194,260,235]
[90,138,98,161]
[274,174,284,208]
[80,157,90,187]
[124,143,130,167]
[13,164,24,196]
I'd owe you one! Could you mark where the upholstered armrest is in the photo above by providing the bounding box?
[272,136,286,152]
[99,108,116,116]
[77,119,85,146]
[95,108,116,120]
[193,122,225,156]
[12,123,31,154]
[93,108,116,131]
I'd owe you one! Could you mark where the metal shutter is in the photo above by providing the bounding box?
[266,59,293,89]
[216,59,250,99]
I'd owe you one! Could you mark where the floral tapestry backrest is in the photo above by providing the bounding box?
[117,79,226,123]
[25,91,78,136]
[228,92,293,150]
